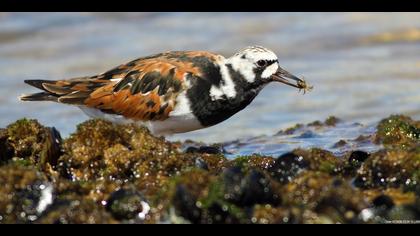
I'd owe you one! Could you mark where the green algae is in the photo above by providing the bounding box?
[229,154,275,172]
[287,148,343,175]
[0,114,419,224]
[36,198,117,224]
[375,115,420,147]
[0,119,62,171]
[0,163,49,223]
[355,146,420,188]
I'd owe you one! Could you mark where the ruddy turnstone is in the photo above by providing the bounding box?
[20,46,312,136]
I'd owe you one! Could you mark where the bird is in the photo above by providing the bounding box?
[19,46,311,136]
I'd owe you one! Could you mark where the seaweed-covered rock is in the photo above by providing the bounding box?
[375,115,420,147]
[37,198,116,224]
[57,119,175,181]
[307,116,341,127]
[324,116,341,126]
[363,188,416,207]
[354,146,420,188]
[276,123,304,135]
[229,154,275,172]
[386,199,420,222]
[342,150,370,176]
[359,197,420,223]
[251,205,300,224]
[220,167,280,207]
[158,166,281,224]
[251,205,333,224]
[0,164,53,223]
[158,169,216,223]
[282,171,368,223]
[106,188,150,222]
[54,178,120,205]
[348,150,370,166]
[56,118,226,196]
[185,144,224,155]
[286,148,343,175]
[269,152,309,184]
[0,119,62,169]
[0,129,13,163]
[0,114,419,224]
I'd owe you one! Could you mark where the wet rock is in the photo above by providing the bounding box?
[194,157,209,170]
[375,199,420,223]
[354,134,372,143]
[282,171,368,223]
[354,146,420,188]
[324,116,341,126]
[55,119,227,201]
[287,148,342,175]
[165,167,280,224]
[199,182,250,223]
[185,145,223,154]
[385,205,418,223]
[358,190,413,223]
[0,164,53,223]
[269,152,309,184]
[0,119,62,169]
[195,155,227,173]
[307,116,341,127]
[37,198,116,224]
[106,188,150,222]
[229,155,275,172]
[349,150,370,165]
[276,123,304,135]
[57,119,177,181]
[221,167,280,207]
[372,195,395,210]
[363,188,416,207]
[0,129,13,163]
[308,120,323,127]
[332,139,348,148]
[172,184,202,223]
[297,130,318,139]
[162,169,216,223]
[343,150,370,176]
[53,178,120,206]
[375,115,420,147]
[251,205,306,224]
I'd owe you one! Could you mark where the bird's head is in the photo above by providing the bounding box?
[227,46,311,91]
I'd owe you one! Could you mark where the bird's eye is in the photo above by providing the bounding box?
[257,60,267,67]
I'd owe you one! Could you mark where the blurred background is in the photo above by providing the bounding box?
[0,12,419,143]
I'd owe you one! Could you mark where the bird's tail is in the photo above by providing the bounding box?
[19,80,60,102]
[19,77,100,105]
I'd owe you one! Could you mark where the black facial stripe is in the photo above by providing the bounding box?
[258,59,277,66]
[267,59,278,66]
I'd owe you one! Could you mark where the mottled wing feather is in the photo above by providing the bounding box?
[26,51,221,121]
[84,82,175,121]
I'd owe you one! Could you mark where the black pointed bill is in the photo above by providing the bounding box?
[271,67,306,89]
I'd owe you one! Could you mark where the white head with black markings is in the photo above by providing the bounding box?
[227,45,307,90]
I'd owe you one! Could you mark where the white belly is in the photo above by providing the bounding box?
[79,106,204,136]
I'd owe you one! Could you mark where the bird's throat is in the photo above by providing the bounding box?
[186,63,265,127]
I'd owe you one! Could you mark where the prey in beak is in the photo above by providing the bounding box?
[271,67,313,94]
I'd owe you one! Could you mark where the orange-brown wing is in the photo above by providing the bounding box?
[83,51,222,121]
[23,51,222,121]
[84,70,181,121]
